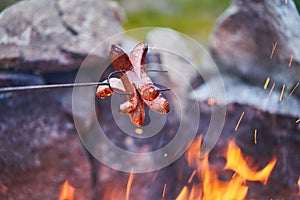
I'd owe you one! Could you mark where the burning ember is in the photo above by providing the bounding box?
[58,181,75,200]
[298,177,300,195]
[176,136,277,200]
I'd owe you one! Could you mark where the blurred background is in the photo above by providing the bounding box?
[1,1,300,199]
[0,0,231,43]
[1,0,299,43]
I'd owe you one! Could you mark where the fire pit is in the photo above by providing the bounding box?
[0,0,299,199]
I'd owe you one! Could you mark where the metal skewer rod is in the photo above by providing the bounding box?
[0,69,172,94]
[0,82,109,94]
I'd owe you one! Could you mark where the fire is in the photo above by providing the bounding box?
[126,171,134,200]
[225,140,276,185]
[298,177,300,195]
[177,136,277,200]
[58,180,75,200]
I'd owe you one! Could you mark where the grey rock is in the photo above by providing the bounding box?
[191,74,300,118]
[0,71,44,87]
[203,0,300,117]
[146,28,204,114]
[0,0,123,73]
[210,0,300,85]
[0,89,91,200]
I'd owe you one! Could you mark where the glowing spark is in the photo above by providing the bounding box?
[164,153,168,158]
[235,112,245,131]
[279,84,286,102]
[207,98,214,106]
[270,42,277,59]
[126,171,134,200]
[264,77,270,90]
[288,54,293,67]
[188,170,197,183]
[162,184,167,199]
[254,129,257,144]
[289,82,299,96]
[135,128,143,135]
[266,83,276,101]
[296,119,300,124]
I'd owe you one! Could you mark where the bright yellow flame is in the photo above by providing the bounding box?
[225,140,277,185]
[58,181,75,200]
[177,136,277,200]
[176,186,189,200]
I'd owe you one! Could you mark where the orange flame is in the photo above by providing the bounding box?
[298,177,300,195]
[177,136,277,200]
[126,171,134,200]
[58,181,75,200]
[225,140,276,185]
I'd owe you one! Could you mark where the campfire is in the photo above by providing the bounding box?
[1,0,299,200]
[57,133,288,200]
[177,136,276,200]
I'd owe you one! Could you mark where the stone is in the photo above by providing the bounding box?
[0,71,44,87]
[0,88,91,199]
[0,0,123,73]
[188,2,300,197]
[210,0,300,85]
[191,74,300,118]
[200,0,300,117]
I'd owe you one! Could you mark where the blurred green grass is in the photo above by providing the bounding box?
[121,0,231,42]
[0,0,18,11]
[121,0,300,42]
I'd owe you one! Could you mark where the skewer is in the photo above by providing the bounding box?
[0,70,171,94]
[0,82,109,93]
